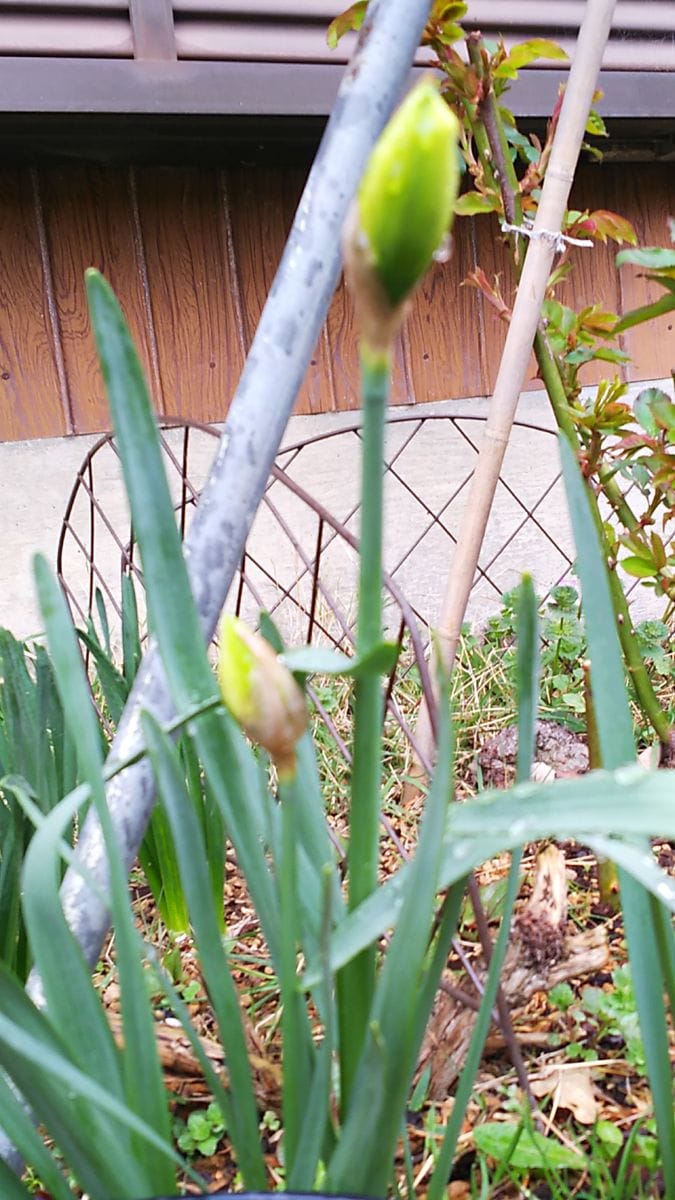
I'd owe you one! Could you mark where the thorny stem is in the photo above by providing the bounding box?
[467,33,522,230]
[534,331,671,744]
[463,39,499,200]
[470,73,670,746]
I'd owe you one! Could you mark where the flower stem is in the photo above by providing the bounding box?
[337,345,390,1115]
[278,771,312,1176]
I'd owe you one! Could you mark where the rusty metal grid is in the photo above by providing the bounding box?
[56,412,583,641]
[55,411,597,776]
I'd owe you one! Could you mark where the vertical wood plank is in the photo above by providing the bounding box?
[610,163,675,383]
[228,166,318,416]
[325,272,411,410]
[128,167,165,414]
[404,217,484,402]
[470,213,525,393]
[135,166,245,424]
[0,170,67,442]
[227,166,290,348]
[281,167,338,415]
[566,162,625,388]
[230,165,411,413]
[40,165,156,434]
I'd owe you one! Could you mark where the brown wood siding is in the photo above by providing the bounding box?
[0,162,672,442]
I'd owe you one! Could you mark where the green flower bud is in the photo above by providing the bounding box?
[217,616,308,778]
[344,79,461,350]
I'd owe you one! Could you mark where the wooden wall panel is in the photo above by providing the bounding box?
[566,164,625,388]
[325,275,411,411]
[135,167,245,424]
[0,160,672,445]
[0,171,67,441]
[39,166,156,434]
[470,213,529,392]
[404,221,484,403]
[280,169,338,416]
[611,164,675,383]
[227,166,357,416]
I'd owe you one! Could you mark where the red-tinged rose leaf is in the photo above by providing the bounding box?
[604,401,631,419]
[464,268,511,319]
[454,191,500,216]
[494,38,568,78]
[326,1,367,49]
[579,306,618,333]
[577,210,637,245]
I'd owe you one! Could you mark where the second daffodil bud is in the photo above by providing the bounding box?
[217,616,308,779]
[343,79,461,351]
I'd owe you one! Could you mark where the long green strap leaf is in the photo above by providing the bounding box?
[87,269,282,968]
[32,556,175,1190]
[0,979,191,1198]
[0,1071,72,1200]
[559,434,675,1191]
[141,711,267,1190]
[86,270,213,708]
[327,659,454,1195]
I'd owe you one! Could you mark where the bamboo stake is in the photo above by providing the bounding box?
[413,0,617,766]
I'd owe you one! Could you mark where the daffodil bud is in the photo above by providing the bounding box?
[343,79,461,351]
[217,616,308,778]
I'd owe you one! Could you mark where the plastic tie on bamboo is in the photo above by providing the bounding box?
[501,219,593,253]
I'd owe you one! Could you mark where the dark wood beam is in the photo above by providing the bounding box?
[0,59,673,120]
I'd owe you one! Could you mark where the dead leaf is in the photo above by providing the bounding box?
[531,1065,598,1124]
[531,760,556,783]
[638,742,661,770]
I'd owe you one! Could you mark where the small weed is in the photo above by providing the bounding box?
[450,586,675,780]
[174,1102,226,1158]
[580,966,647,1073]
[466,1110,662,1199]
[549,965,646,1071]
